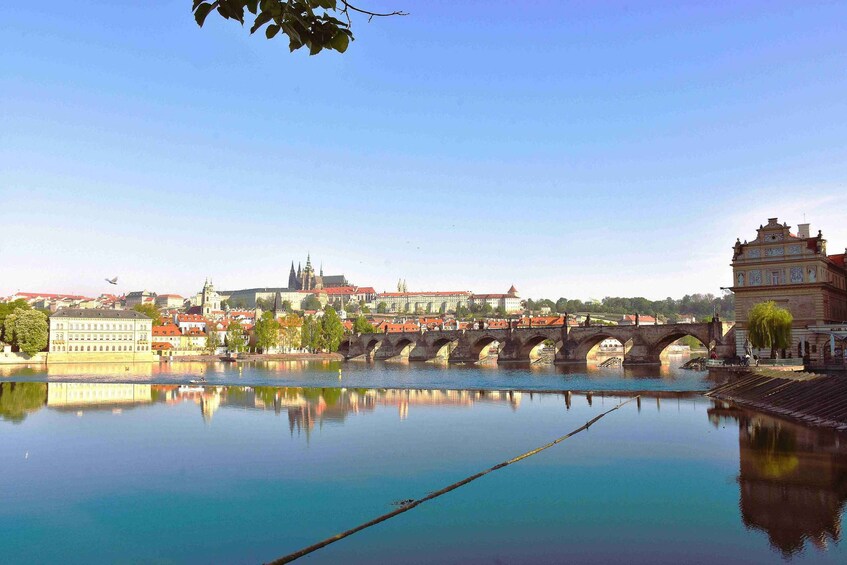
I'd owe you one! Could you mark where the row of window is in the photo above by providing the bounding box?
[52,345,150,352]
[54,322,148,331]
[65,334,147,342]
[737,267,817,287]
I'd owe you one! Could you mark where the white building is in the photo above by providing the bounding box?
[375,290,472,314]
[48,309,154,362]
[470,285,523,314]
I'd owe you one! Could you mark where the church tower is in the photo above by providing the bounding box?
[288,262,297,290]
[201,278,221,316]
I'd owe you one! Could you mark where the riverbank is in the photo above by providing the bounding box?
[706,370,847,430]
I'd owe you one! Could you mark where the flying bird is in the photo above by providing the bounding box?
[105,277,118,285]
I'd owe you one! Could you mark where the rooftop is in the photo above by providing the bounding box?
[50,308,151,320]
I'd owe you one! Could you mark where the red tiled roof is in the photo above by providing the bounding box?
[13,292,94,301]
[153,324,181,337]
[829,254,846,268]
[152,342,174,350]
[620,314,657,323]
[177,314,206,322]
[378,291,472,297]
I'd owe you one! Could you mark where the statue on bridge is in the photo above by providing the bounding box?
[634,312,640,326]
[584,314,591,327]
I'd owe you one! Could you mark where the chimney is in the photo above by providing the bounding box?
[797,223,810,239]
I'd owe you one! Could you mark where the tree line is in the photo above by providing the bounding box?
[524,293,734,321]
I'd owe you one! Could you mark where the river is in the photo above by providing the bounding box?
[0,360,844,563]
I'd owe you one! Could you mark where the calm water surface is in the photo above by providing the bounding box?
[0,356,720,392]
[1,381,845,564]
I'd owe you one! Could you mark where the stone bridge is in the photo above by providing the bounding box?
[339,321,735,365]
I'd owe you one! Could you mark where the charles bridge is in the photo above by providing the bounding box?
[339,320,736,365]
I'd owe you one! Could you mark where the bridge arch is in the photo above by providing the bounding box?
[572,333,632,362]
[469,335,501,362]
[389,336,416,360]
[650,329,712,362]
[338,339,351,358]
[430,337,457,361]
[518,334,561,362]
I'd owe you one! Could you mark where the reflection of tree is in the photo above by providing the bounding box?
[0,382,47,423]
[749,422,799,478]
[716,406,847,558]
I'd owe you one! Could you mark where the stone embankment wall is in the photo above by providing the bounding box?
[707,371,847,430]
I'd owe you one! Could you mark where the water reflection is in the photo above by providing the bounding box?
[0,357,718,393]
[709,404,847,557]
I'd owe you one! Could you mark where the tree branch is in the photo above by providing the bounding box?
[340,1,408,22]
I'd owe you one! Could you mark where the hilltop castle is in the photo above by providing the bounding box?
[287,254,348,291]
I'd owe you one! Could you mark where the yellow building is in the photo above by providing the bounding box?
[48,308,154,363]
[730,218,847,362]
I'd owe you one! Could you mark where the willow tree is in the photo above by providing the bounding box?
[747,301,793,359]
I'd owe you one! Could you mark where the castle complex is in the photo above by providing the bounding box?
[287,254,348,291]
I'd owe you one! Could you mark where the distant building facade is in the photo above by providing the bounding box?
[125,290,157,308]
[375,291,473,314]
[731,218,847,362]
[155,294,184,309]
[469,285,522,313]
[48,309,154,363]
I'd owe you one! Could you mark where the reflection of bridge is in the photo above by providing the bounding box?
[341,321,735,365]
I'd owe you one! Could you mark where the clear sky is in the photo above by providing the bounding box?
[2,1,845,301]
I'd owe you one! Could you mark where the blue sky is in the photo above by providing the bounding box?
[2,1,845,300]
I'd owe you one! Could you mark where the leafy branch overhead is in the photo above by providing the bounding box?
[192,0,407,55]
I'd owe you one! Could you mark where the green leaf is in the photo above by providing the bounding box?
[309,41,323,56]
[330,30,349,53]
[266,24,280,39]
[250,11,272,33]
[246,0,259,14]
[194,2,215,27]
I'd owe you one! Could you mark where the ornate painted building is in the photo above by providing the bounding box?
[731,218,847,362]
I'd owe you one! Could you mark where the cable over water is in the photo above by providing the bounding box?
[266,395,640,564]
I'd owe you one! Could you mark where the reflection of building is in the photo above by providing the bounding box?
[48,308,154,363]
[731,218,847,361]
[47,383,152,408]
[709,404,847,557]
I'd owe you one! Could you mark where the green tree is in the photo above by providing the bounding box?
[280,313,302,350]
[4,309,48,356]
[302,294,322,311]
[132,303,163,325]
[255,311,280,352]
[321,305,344,352]
[0,299,31,343]
[376,302,388,314]
[748,301,793,358]
[0,382,47,423]
[281,300,292,312]
[193,0,406,56]
[352,316,375,334]
[300,315,321,351]
[205,326,220,353]
[226,320,247,352]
